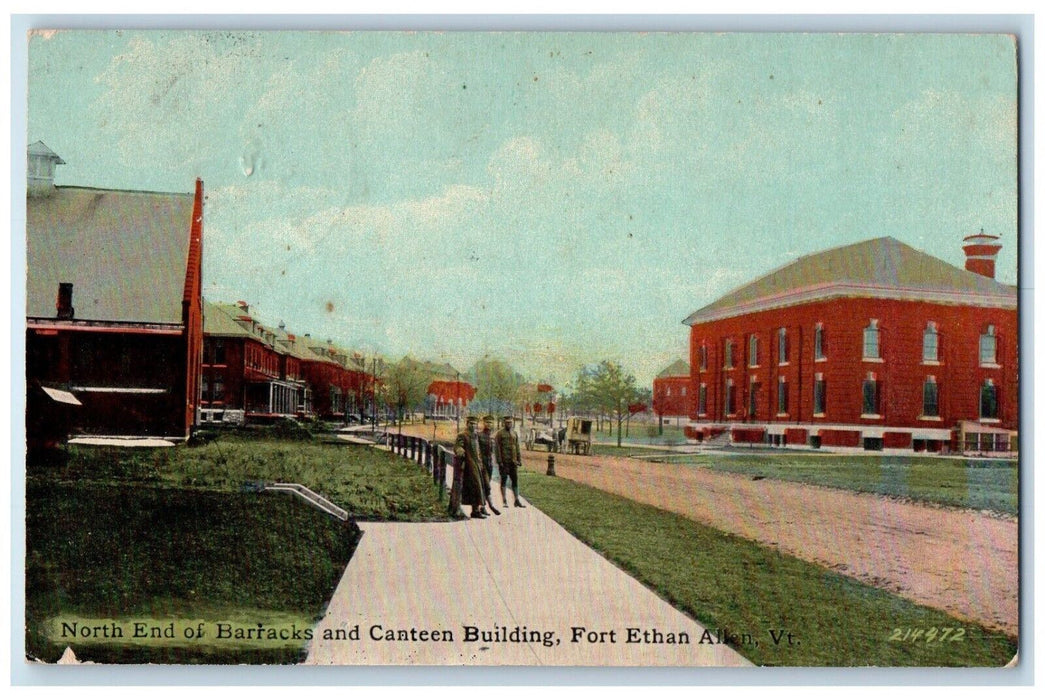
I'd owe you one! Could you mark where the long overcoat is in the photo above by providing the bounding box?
[454,429,488,507]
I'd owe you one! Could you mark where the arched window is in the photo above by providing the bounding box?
[724,339,734,369]
[778,327,788,364]
[923,322,939,363]
[980,379,998,419]
[698,384,707,415]
[748,335,759,367]
[862,372,879,416]
[863,320,880,360]
[979,325,998,365]
[814,323,826,361]
[813,373,826,415]
[777,376,789,415]
[922,376,939,417]
[698,345,708,371]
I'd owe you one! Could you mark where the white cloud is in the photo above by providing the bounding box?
[353,50,437,137]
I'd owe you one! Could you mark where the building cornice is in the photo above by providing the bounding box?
[27,318,184,335]
[683,282,1017,326]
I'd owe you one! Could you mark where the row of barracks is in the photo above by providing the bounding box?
[25,143,476,446]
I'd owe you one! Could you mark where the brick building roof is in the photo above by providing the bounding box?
[684,236,1017,325]
[656,359,690,379]
[27,186,195,324]
[203,300,258,339]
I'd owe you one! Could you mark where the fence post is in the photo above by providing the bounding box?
[547,453,556,476]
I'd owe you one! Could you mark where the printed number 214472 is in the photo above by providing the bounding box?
[889,628,966,643]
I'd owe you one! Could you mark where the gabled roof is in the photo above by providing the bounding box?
[277,333,332,364]
[684,236,1017,325]
[203,300,257,339]
[28,140,66,164]
[27,186,194,324]
[657,359,690,378]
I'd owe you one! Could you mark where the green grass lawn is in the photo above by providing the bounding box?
[650,453,1018,516]
[36,435,451,521]
[26,482,359,663]
[591,444,678,459]
[522,471,1017,667]
[25,434,449,663]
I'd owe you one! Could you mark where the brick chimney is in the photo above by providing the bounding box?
[962,230,1003,279]
[56,282,74,319]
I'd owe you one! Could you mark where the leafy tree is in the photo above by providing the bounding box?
[469,357,524,417]
[384,357,432,426]
[574,361,642,447]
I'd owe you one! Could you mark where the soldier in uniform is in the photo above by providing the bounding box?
[454,415,493,518]
[495,416,525,508]
[478,415,496,502]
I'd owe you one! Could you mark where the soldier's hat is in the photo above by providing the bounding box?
[502,415,514,421]
[482,414,495,421]
[466,415,479,423]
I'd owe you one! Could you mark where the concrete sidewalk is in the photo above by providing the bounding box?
[304,495,751,666]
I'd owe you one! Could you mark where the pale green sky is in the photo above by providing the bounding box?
[27,31,1018,386]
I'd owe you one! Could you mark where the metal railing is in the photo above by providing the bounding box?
[385,432,454,499]
[263,482,349,521]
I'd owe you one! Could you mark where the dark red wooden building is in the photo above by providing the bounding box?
[683,236,1017,455]
[25,142,203,442]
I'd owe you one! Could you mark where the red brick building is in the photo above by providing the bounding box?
[302,338,372,420]
[201,301,375,423]
[683,236,1017,455]
[652,359,691,425]
[427,377,476,419]
[200,301,312,424]
[26,142,204,442]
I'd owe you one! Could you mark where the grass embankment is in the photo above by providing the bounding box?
[650,453,1018,516]
[26,482,357,663]
[522,472,1017,667]
[44,434,451,520]
[26,432,449,663]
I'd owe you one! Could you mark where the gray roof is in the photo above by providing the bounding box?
[28,140,65,164]
[27,186,194,324]
[657,359,690,379]
[203,300,257,339]
[684,236,1017,325]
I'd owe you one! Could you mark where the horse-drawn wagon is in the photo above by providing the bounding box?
[564,417,593,455]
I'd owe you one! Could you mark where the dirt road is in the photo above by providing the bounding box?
[395,422,1017,636]
[523,450,1017,636]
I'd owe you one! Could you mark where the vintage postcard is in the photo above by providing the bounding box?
[21,28,1020,671]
